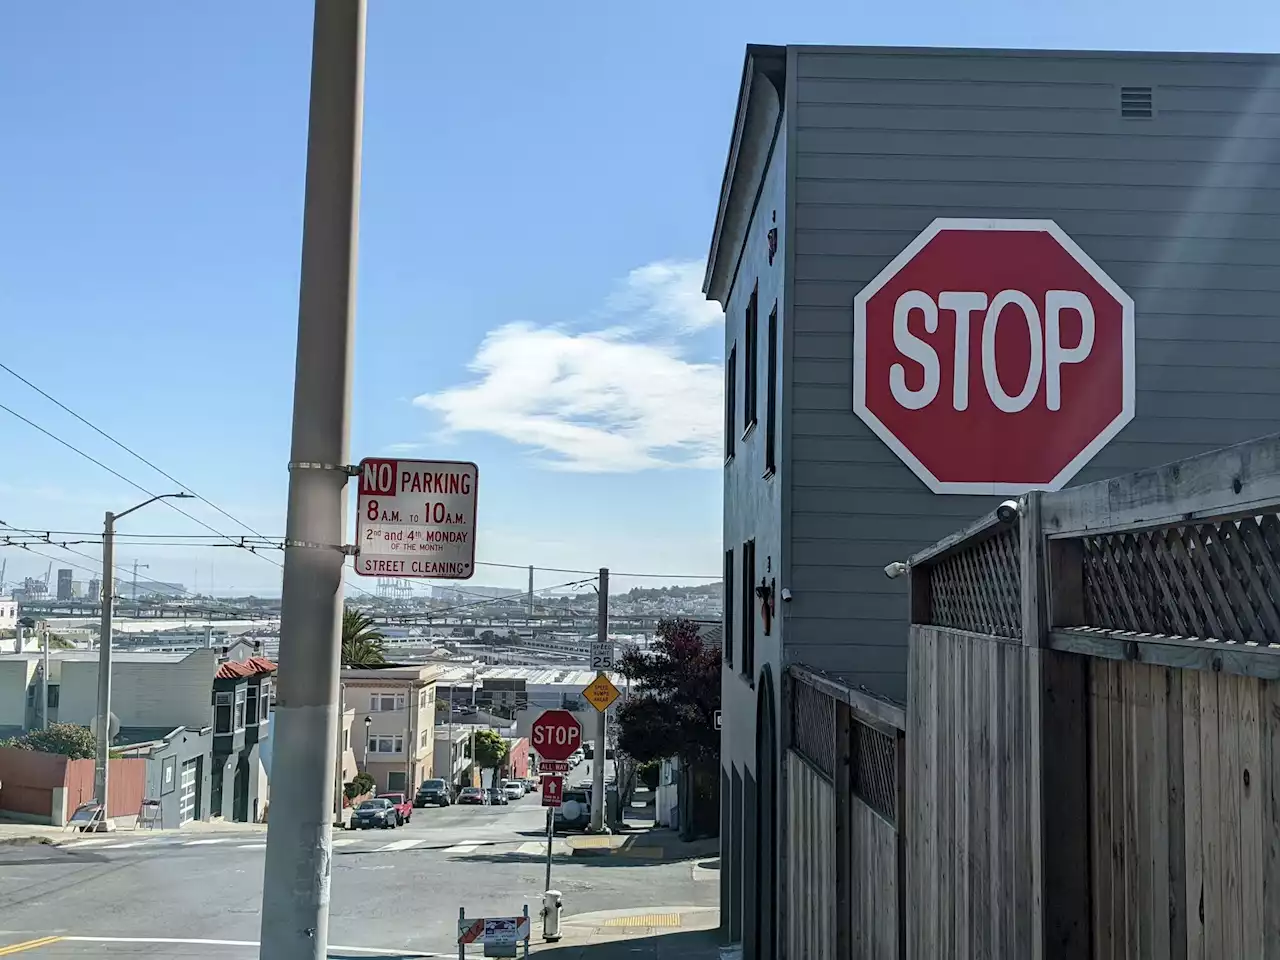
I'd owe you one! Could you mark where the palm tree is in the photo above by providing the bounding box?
[342,609,387,666]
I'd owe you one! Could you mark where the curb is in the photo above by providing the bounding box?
[566,839,718,861]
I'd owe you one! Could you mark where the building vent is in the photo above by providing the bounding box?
[1120,86,1154,119]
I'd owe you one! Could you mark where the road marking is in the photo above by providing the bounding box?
[62,838,114,848]
[376,837,427,852]
[0,937,64,956]
[182,838,235,846]
[236,843,266,850]
[517,841,545,855]
[332,838,361,847]
[442,843,479,854]
[56,936,450,956]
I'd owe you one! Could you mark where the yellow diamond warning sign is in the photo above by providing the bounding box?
[582,674,621,713]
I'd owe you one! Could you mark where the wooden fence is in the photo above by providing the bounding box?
[903,432,1280,959]
[786,664,906,959]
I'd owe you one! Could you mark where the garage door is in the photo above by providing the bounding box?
[179,758,198,825]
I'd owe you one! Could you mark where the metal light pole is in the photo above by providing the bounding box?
[94,492,191,827]
[258,2,364,957]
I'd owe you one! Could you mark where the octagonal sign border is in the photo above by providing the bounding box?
[852,218,1136,496]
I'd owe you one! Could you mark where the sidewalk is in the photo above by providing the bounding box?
[0,817,270,845]
[565,828,718,862]
[532,906,723,958]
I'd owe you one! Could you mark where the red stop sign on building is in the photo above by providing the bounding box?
[530,709,582,762]
[853,219,1135,494]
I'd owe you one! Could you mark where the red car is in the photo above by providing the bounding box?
[377,792,413,825]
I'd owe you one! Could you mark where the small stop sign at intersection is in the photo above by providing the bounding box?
[853,218,1135,494]
[530,709,582,762]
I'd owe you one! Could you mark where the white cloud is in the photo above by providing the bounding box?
[413,259,725,473]
[607,260,724,334]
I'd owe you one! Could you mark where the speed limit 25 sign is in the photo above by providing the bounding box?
[853,218,1135,495]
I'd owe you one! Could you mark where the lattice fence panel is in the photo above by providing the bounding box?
[928,524,1022,639]
[791,677,836,778]
[1081,515,1280,646]
[850,719,897,825]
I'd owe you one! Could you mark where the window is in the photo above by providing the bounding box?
[259,681,271,721]
[419,689,428,709]
[742,539,756,682]
[725,345,737,461]
[215,691,233,734]
[47,684,59,708]
[724,549,735,666]
[370,693,405,712]
[343,729,349,750]
[246,685,259,726]
[764,302,778,476]
[233,688,247,732]
[743,284,759,432]
[420,729,430,749]
[26,685,34,706]
[369,735,404,754]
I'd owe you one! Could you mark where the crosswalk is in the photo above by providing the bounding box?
[59,832,569,859]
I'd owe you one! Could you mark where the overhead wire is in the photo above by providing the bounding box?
[0,394,391,604]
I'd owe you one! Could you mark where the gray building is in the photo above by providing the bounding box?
[708,44,1280,958]
[56,569,72,601]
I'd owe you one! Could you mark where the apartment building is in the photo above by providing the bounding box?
[342,663,441,794]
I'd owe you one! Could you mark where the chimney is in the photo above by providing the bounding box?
[204,625,214,649]
[220,645,229,661]
[253,640,261,653]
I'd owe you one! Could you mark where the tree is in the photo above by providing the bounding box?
[472,729,509,779]
[342,609,387,666]
[617,618,721,839]
[1,723,97,759]
[344,772,375,802]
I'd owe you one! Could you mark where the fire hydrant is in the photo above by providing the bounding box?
[542,889,563,941]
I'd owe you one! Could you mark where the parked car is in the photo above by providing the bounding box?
[502,780,525,800]
[415,779,452,808]
[487,787,509,806]
[457,786,488,806]
[350,798,399,830]
[377,792,413,825]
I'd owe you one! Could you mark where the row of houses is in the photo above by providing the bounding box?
[0,637,550,828]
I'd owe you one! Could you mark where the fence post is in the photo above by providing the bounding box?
[834,700,852,960]
[1023,492,1091,960]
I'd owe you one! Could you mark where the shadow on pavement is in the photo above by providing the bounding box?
[534,928,724,958]
[450,852,693,869]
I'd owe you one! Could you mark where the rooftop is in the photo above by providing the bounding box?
[433,665,625,687]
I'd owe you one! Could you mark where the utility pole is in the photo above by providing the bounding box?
[94,511,116,822]
[527,565,534,618]
[333,682,346,826]
[41,622,50,730]
[590,568,608,832]
[258,2,364,956]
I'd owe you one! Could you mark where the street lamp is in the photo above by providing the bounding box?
[363,715,372,772]
[93,492,192,830]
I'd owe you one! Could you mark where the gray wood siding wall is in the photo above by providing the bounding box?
[907,624,1035,959]
[785,47,1280,701]
[1089,657,1280,959]
[787,750,837,959]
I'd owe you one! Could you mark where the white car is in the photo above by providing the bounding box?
[502,780,525,799]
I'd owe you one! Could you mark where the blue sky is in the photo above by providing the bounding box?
[2,1,1276,597]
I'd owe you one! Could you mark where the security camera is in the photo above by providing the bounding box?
[780,588,793,602]
[996,499,1021,524]
[883,562,909,580]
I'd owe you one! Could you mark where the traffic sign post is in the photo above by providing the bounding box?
[530,709,582,762]
[582,675,621,713]
[853,218,1135,494]
[355,458,479,579]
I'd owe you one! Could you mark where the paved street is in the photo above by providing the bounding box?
[0,793,719,957]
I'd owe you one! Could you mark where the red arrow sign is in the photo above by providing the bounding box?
[541,774,564,808]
